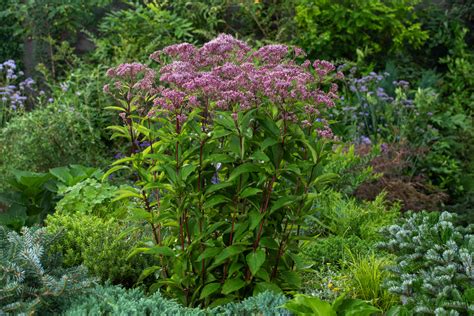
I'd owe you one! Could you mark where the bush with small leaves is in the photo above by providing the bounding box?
[46,212,151,287]
[378,211,474,314]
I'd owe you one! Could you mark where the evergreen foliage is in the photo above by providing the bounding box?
[46,212,150,286]
[378,211,474,314]
[63,285,288,316]
[0,226,93,315]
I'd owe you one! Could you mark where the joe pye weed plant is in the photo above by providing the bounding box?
[103,34,343,307]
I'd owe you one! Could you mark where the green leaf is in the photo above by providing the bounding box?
[228,261,244,277]
[138,266,161,283]
[259,237,279,250]
[203,195,230,209]
[102,165,130,181]
[249,210,265,231]
[246,249,266,276]
[196,247,223,262]
[208,297,235,308]
[255,268,270,282]
[145,246,175,257]
[270,196,296,213]
[283,295,335,316]
[260,137,278,150]
[312,173,339,189]
[253,282,282,296]
[49,166,73,184]
[336,298,381,316]
[180,164,196,182]
[228,163,261,181]
[222,277,246,295]
[240,187,262,198]
[213,245,245,265]
[205,182,233,195]
[200,283,221,300]
[280,270,301,288]
[163,165,178,184]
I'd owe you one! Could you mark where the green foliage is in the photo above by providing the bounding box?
[0,225,93,315]
[63,284,287,315]
[282,293,381,316]
[63,284,202,315]
[346,253,398,311]
[323,144,378,195]
[378,211,474,314]
[0,103,108,188]
[0,165,100,230]
[302,235,373,267]
[159,0,296,44]
[55,178,130,218]
[45,212,149,286]
[309,190,399,240]
[294,0,428,61]
[91,2,196,64]
[0,1,23,62]
[7,0,111,78]
[300,264,350,301]
[212,290,289,315]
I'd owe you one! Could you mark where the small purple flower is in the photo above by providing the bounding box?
[360,136,372,145]
[114,152,125,159]
[48,98,54,103]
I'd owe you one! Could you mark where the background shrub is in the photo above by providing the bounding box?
[294,0,428,61]
[0,103,108,188]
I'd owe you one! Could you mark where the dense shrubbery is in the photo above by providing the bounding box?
[0,103,108,186]
[46,212,149,286]
[294,0,428,61]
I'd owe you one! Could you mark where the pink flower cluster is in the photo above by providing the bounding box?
[105,34,341,138]
[104,62,156,95]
